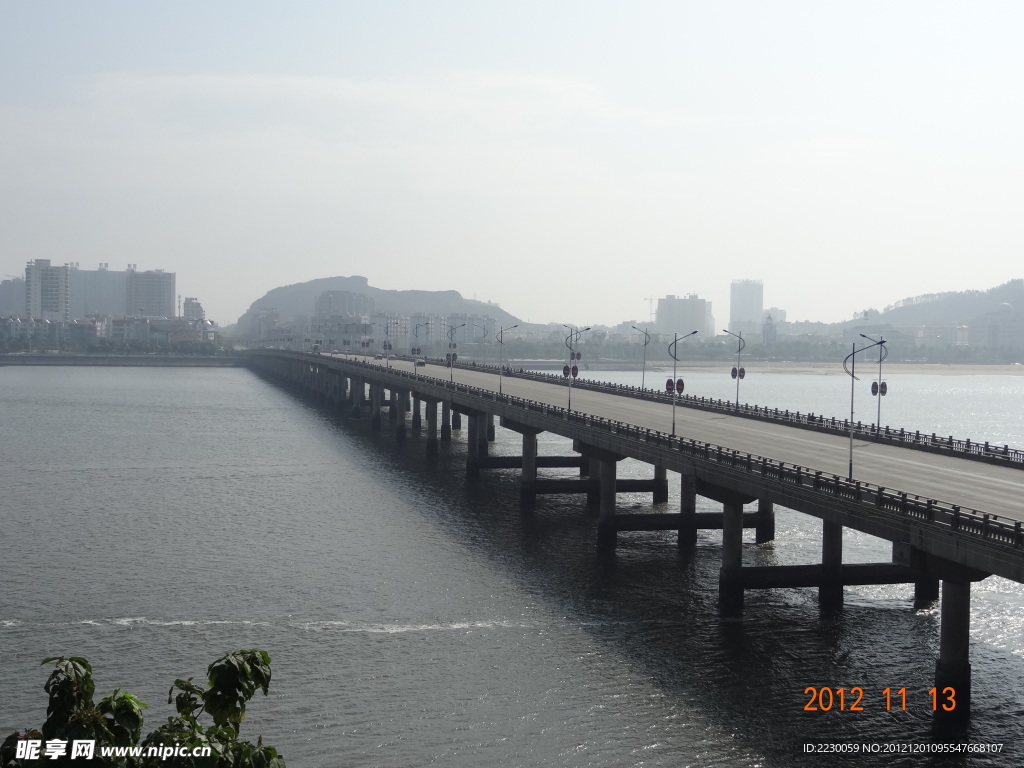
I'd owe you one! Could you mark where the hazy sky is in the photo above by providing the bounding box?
[2,2,1022,327]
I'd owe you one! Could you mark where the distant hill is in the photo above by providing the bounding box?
[237,275,520,328]
[844,279,1024,328]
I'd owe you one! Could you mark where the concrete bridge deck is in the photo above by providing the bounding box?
[434,360,1024,521]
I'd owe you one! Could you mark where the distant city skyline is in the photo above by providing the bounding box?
[2,3,1022,327]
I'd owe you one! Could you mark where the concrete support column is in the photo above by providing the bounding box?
[935,580,972,725]
[915,577,941,606]
[425,401,438,456]
[370,385,382,431]
[597,459,618,551]
[351,377,364,418]
[679,467,697,548]
[394,390,407,442]
[466,413,481,478]
[653,463,668,504]
[820,520,844,609]
[719,501,745,617]
[755,499,775,544]
[586,458,601,508]
[411,396,422,430]
[441,402,452,442]
[520,432,538,505]
[389,389,399,421]
[452,410,462,431]
[476,413,489,457]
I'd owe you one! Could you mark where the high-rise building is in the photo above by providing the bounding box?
[729,279,763,338]
[183,297,205,322]
[69,263,128,318]
[26,261,175,320]
[126,267,175,317]
[25,259,71,321]
[656,294,711,337]
[0,277,26,317]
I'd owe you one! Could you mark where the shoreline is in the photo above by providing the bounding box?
[0,354,240,367]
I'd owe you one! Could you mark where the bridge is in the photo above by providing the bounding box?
[245,349,1024,724]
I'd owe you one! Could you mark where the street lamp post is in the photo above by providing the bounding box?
[362,322,376,361]
[667,330,698,436]
[563,325,590,412]
[860,333,888,434]
[412,322,429,375]
[843,336,887,480]
[723,329,746,407]
[447,323,465,382]
[383,321,393,368]
[473,323,487,365]
[631,325,650,390]
[497,324,518,395]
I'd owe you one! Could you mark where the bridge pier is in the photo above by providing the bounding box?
[597,458,619,551]
[369,384,382,431]
[653,463,668,503]
[411,395,422,430]
[820,520,844,610]
[486,414,496,442]
[425,400,438,456]
[441,402,452,442]
[452,410,462,431]
[466,413,481,478]
[916,576,941,605]
[339,374,351,408]
[316,367,326,404]
[389,389,399,422]
[499,418,548,505]
[587,458,600,508]
[351,377,364,418]
[935,579,972,725]
[889,546,989,725]
[475,412,489,457]
[719,502,745,617]
[521,431,538,505]
[394,389,407,442]
[333,372,345,411]
[679,467,698,547]
[755,499,775,543]
[464,411,491,477]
